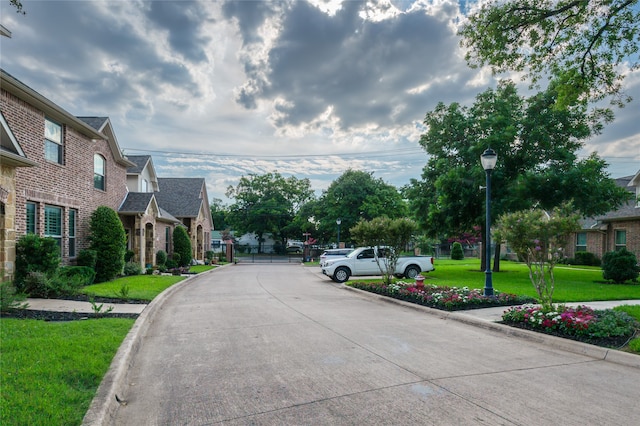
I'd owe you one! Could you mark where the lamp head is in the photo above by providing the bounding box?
[481,148,498,171]
[336,218,342,225]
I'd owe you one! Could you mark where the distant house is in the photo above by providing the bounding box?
[154,178,214,262]
[1,70,134,275]
[565,171,640,262]
[122,155,180,267]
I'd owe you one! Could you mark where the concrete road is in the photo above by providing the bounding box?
[108,264,640,425]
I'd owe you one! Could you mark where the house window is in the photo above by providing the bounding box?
[69,209,77,257]
[576,233,587,252]
[615,230,626,251]
[94,154,106,190]
[44,205,62,248]
[44,118,63,164]
[165,227,170,253]
[142,179,148,192]
[26,202,37,234]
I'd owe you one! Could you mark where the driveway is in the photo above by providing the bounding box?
[106,264,640,425]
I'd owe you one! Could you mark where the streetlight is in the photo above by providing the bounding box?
[336,218,341,248]
[481,148,498,297]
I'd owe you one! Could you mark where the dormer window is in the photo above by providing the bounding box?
[94,154,106,190]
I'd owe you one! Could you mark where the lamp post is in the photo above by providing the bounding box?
[336,218,341,248]
[481,148,498,297]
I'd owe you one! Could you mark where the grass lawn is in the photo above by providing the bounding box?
[81,274,186,301]
[424,259,640,302]
[0,318,134,425]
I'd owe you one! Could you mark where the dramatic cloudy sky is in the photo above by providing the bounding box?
[1,0,638,203]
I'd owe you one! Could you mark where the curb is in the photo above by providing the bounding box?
[81,265,230,426]
[341,285,640,370]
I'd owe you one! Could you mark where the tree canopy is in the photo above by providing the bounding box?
[459,0,640,108]
[406,80,630,254]
[312,170,408,245]
[225,172,314,249]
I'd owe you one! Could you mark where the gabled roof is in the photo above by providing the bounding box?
[118,192,157,214]
[1,69,105,140]
[0,111,37,167]
[126,155,152,174]
[77,116,135,168]
[155,178,207,218]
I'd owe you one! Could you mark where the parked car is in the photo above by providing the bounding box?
[321,246,434,282]
[319,248,353,267]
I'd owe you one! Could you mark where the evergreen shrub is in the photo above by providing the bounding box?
[89,206,126,283]
[602,249,639,284]
[14,234,60,292]
[451,242,464,260]
[173,227,192,267]
[76,249,97,268]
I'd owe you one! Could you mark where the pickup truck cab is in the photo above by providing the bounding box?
[321,246,434,283]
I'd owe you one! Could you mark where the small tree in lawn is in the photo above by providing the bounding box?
[495,204,579,309]
[451,242,464,260]
[173,226,192,267]
[89,206,126,283]
[350,217,418,285]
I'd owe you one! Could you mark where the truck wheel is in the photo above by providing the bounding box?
[404,265,420,279]
[333,267,350,283]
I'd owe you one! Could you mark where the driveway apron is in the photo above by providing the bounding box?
[111,264,640,425]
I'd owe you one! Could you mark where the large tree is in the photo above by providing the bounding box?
[226,172,314,251]
[210,198,229,232]
[406,80,630,271]
[312,170,408,245]
[459,0,640,108]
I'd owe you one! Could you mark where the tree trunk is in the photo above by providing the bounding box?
[480,228,487,272]
[493,243,501,272]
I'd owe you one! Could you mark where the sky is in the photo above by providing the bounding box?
[1,0,639,204]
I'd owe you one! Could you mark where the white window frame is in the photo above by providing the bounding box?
[94,154,106,190]
[44,118,63,164]
[44,205,63,248]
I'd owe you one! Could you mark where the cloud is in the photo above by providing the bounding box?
[1,0,637,204]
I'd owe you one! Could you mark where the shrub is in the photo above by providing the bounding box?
[573,251,601,266]
[76,249,97,268]
[56,266,96,286]
[0,281,28,312]
[125,250,135,262]
[89,206,126,283]
[451,242,464,260]
[165,259,178,270]
[156,250,167,266]
[173,227,192,267]
[205,250,215,263]
[602,249,639,284]
[123,261,143,276]
[14,234,61,292]
[23,270,87,298]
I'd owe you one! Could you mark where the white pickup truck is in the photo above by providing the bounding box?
[321,247,434,283]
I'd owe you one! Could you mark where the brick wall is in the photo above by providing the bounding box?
[2,89,128,264]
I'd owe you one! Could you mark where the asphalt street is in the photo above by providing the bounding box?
[90,264,640,425]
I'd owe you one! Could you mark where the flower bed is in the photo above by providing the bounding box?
[348,281,535,311]
[502,304,639,348]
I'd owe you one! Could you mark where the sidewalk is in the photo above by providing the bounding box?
[25,298,147,315]
[457,299,640,322]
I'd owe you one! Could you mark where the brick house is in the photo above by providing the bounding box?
[122,155,181,267]
[154,178,213,262]
[1,70,135,275]
[1,109,38,280]
[565,171,640,262]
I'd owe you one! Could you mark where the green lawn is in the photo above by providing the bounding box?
[0,318,134,425]
[81,274,186,301]
[423,259,640,302]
